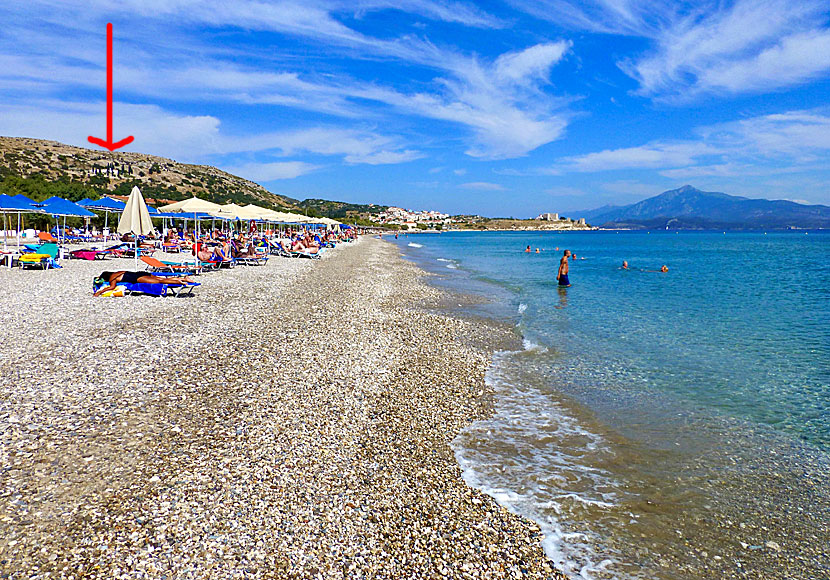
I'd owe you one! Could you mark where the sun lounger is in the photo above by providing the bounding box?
[69,249,107,261]
[269,240,320,259]
[141,256,202,275]
[19,242,61,269]
[235,254,268,266]
[93,279,200,297]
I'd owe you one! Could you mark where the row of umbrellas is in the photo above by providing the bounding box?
[1,190,343,257]
[0,193,97,250]
[158,197,341,225]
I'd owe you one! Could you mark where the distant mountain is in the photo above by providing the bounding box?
[589,185,830,229]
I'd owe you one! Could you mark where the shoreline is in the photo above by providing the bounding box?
[0,238,563,578]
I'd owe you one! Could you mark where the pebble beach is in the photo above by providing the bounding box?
[0,238,563,579]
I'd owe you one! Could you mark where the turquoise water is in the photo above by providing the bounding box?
[394,231,829,579]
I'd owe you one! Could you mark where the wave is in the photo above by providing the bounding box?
[453,350,623,579]
[437,258,452,262]
[518,303,528,314]
[522,338,548,353]
[408,242,423,248]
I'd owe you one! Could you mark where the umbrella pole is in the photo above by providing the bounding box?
[135,236,139,270]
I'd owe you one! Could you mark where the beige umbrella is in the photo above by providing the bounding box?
[118,186,154,270]
[237,204,271,220]
[159,196,223,213]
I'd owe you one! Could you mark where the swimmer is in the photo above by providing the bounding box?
[525,245,531,253]
[622,260,629,270]
[661,265,669,272]
[535,248,540,253]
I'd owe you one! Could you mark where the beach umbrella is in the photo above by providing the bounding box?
[117,186,154,270]
[158,196,223,213]
[79,196,127,229]
[36,197,95,245]
[0,194,42,250]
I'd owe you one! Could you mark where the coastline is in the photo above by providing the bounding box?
[0,238,562,578]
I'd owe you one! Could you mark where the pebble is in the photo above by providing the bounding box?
[0,238,562,579]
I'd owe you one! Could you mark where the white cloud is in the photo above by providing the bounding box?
[460,181,506,190]
[345,149,423,165]
[702,110,830,158]
[360,41,573,159]
[453,168,467,175]
[494,42,572,85]
[0,100,419,171]
[550,108,830,175]
[222,161,319,181]
[506,0,670,36]
[0,2,573,161]
[223,127,421,165]
[510,0,830,100]
[0,100,222,161]
[697,30,830,94]
[625,0,830,99]
[562,142,714,172]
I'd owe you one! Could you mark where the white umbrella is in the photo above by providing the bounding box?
[117,186,154,270]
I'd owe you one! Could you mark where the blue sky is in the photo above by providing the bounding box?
[1,0,829,217]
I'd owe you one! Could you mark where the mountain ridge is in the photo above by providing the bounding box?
[0,136,303,211]
[587,185,830,229]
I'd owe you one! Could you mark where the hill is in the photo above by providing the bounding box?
[0,136,302,210]
[589,185,830,229]
[297,198,389,221]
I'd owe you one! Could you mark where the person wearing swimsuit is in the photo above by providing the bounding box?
[557,249,571,287]
[93,271,195,297]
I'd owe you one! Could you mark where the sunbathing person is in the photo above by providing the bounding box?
[193,242,225,262]
[231,240,258,258]
[93,271,195,297]
[291,237,319,254]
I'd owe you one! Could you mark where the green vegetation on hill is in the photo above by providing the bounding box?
[0,137,303,212]
[298,198,389,220]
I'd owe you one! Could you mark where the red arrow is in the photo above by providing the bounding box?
[88,23,134,151]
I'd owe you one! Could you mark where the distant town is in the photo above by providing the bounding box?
[374,206,591,230]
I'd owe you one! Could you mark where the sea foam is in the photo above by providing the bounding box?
[453,350,623,579]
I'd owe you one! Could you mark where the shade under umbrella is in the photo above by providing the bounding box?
[117,186,154,269]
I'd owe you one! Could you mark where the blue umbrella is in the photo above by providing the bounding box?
[79,196,126,229]
[80,196,126,211]
[33,197,95,244]
[0,195,43,250]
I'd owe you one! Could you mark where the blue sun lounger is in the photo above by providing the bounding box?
[93,280,200,297]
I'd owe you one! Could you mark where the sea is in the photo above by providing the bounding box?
[391,231,829,580]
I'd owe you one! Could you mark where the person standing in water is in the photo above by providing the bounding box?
[557,249,571,287]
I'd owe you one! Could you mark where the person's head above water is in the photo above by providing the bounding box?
[661,265,669,272]
[622,261,629,269]
[563,249,571,257]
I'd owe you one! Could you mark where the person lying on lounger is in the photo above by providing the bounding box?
[93,271,196,297]
[193,242,226,262]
